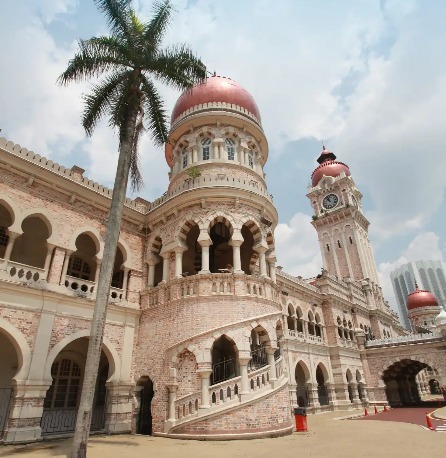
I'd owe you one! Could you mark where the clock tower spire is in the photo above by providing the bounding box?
[307,146,379,284]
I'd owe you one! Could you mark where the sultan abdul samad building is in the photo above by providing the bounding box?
[1,76,446,444]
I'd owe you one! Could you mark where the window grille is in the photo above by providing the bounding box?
[0,226,9,247]
[182,148,188,168]
[44,359,81,409]
[201,138,211,160]
[225,138,235,160]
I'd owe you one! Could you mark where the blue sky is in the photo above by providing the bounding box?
[1,0,445,310]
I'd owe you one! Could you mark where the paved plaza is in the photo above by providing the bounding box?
[1,408,445,458]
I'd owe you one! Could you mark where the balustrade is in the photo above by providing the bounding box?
[365,331,442,348]
[4,261,45,284]
[143,273,280,309]
[285,329,323,344]
[174,392,201,420]
[65,276,95,296]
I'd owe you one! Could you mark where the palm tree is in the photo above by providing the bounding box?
[58,1,205,456]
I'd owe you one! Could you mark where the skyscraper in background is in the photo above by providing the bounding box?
[391,260,446,329]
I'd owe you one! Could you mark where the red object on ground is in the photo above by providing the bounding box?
[364,408,369,416]
[426,415,435,431]
[295,414,308,432]
[383,405,388,412]
[374,406,379,414]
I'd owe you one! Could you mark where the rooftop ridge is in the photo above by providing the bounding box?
[0,137,147,213]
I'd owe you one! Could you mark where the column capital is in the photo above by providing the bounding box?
[197,369,213,378]
[160,251,172,260]
[166,383,179,392]
[253,242,268,253]
[7,231,21,241]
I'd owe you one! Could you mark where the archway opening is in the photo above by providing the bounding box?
[316,364,329,406]
[0,331,18,437]
[382,359,438,406]
[67,233,98,281]
[0,203,13,259]
[249,326,269,371]
[111,246,125,289]
[136,377,154,435]
[41,337,110,435]
[209,222,232,273]
[11,216,50,268]
[295,362,309,407]
[240,224,256,274]
[182,223,201,275]
[211,335,238,385]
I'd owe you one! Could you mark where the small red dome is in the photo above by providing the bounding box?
[407,286,439,311]
[311,160,351,186]
[171,75,261,125]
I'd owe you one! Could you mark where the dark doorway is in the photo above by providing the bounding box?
[137,378,154,435]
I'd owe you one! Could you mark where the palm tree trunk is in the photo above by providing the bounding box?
[71,108,138,458]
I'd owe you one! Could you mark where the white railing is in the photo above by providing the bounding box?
[64,276,95,296]
[109,287,125,302]
[143,273,280,309]
[286,329,324,345]
[3,261,46,284]
[365,331,443,347]
[175,391,201,420]
[210,376,243,407]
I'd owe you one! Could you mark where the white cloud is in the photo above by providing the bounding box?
[275,212,322,278]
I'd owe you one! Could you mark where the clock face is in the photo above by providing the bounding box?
[322,193,339,209]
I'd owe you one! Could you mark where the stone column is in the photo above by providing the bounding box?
[166,383,179,421]
[254,242,269,277]
[327,382,337,408]
[60,249,73,285]
[266,348,278,385]
[146,259,157,287]
[197,369,213,409]
[42,243,55,279]
[46,247,66,284]
[161,252,170,283]
[229,231,244,274]
[239,357,251,400]
[267,253,277,282]
[307,383,320,411]
[192,144,198,163]
[94,258,102,283]
[121,267,130,298]
[174,247,186,278]
[104,382,134,433]
[2,231,20,266]
[3,381,52,444]
[198,235,212,274]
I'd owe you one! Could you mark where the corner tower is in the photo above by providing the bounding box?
[307,147,379,284]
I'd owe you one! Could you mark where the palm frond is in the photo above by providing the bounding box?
[144,0,173,49]
[94,0,132,36]
[82,70,130,136]
[146,43,206,91]
[58,37,128,85]
[140,77,168,146]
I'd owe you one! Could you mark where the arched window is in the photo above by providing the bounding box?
[226,138,236,161]
[201,137,211,161]
[67,256,91,280]
[44,359,81,409]
[247,151,254,168]
[182,148,188,168]
[0,226,9,248]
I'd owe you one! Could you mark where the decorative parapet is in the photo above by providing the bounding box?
[365,331,443,348]
[148,174,273,211]
[276,270,319,293]
[0,137,148,214]
[171,101,262,131]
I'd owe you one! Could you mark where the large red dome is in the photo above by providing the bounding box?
[311,160,351,187]
[406,286,439,311]
[171,75,261,125]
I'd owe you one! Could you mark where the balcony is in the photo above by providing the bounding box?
[142,273,280,309]
[285,329,324,345]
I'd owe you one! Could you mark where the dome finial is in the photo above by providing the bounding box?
[414,281,419,290]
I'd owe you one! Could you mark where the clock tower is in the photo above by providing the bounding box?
[307,147,379,284]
